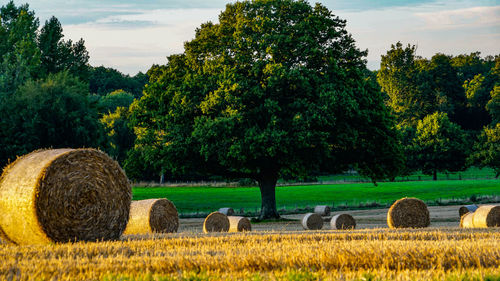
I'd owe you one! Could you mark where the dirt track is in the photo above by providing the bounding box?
[177,204,500,233]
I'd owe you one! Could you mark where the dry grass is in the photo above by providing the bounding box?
[0,228,499,280]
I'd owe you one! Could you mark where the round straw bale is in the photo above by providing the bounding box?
[218,207,235,216]
[459,204,478,218]
[203,212,230,233]
[123,199,178,235]
[460,212,475,228]
[228,216,251,232]
[314,205,331,216]
[330,213,356,230]
[0,149,131,244]
[302,213,323,230]
[387,198,430,229]
[472,205,500,228]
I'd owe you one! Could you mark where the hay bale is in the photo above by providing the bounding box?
[314,205,331,216]
[228,216,251,232]
[459,204,478,217]
[203,212,230,233]
[387,198,430,229]
[460,212,475,228]
[123,199,178,235]
[218,207,235,216]
[330,213,356,230]
[472,205,500,228]
[0,149,131,244]
[302,213,323,230]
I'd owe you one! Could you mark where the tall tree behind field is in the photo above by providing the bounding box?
[89,66,147,98]
[38,16,90,81]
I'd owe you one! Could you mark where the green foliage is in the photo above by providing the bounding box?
[101,106,135,164]
[0,72,105,166]
[469,124,500,178]
[487,85,500,124]
[98,89,135,114]
[130,0,403,218]
[89,66,147,98]
[412,112,469,179]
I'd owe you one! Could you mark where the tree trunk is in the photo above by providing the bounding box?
[433,170,437,181]
[258,173,280,220]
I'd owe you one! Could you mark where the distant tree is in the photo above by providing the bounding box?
[89,66,147,98]
[130,0,403,219]
[0,72,105,166]
[468,123,500,178]
[487,85,500,125]
[98,89,135,114]
[101,106,135,164]
[38,16,90,80]
[412,112,469,180]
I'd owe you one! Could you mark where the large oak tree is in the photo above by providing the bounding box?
[130,0,403,219]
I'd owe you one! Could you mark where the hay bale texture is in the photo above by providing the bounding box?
[330,214,356,230]
[0,149,131,244]
[472,205,500,228]
[460,212,474,228]
[459,204,478,218]
[314,205,331,216]
[228,216,251,232]
[123,199,178,235]
[387,198,430,229]
[302,213,323,230]
[218,207,235,216]
[203,212,230,233]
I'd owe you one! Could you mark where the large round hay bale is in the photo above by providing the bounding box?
[203,212,230,233]
[387,198,430,229]
[460,212,474,228]
[314,205,331,216]
[218,207,235,216]
[472,205,500,228]
[123,199,178,235]
[459,204,478,218]
[228,216,251,232]
[330,213,356,230]
[0,149,131,245]
[302,213,323,230]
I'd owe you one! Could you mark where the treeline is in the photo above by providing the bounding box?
[0,2,147,169]
[0,2,498,182]
[377,42,499,179]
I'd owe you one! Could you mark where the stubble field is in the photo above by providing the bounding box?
[1,205,499,281]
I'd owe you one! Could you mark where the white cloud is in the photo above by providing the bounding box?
[415,6,500,30]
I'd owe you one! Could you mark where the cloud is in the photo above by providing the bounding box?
[415,6,500,30]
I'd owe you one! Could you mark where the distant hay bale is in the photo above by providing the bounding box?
[459,204,478,218]
[302,213,324,230]
[228,216,251,232]
[218,207,235,216]
[460,212,474,228]
[203,212,230,233]
[330,213,356,230]
[472,205,500,228]
[123,199,178,235]
[387,198,430,229]
[0,149,131,244]
[314,205,331,216]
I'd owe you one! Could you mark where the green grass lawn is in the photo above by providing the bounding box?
[133,179,500,214]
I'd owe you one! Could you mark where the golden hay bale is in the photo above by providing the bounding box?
[302,213,324,230]
[387,198,430,229]
[472,205,500,228]
[460,212,475,228]
[330,213,356,230]
[459,204,478,218]
[228,216,252,232]
[123,199,178,235]
[314,205,331,216]
[0,149,131,244]
[203,212,230,233]
[218,207,235,216]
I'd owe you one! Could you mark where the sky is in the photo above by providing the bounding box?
[8,0,500,75]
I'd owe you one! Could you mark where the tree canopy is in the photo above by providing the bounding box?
[130,0,403,219]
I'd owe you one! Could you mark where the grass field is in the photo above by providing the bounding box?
[133,179,500,214]
[1,228,499,280]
